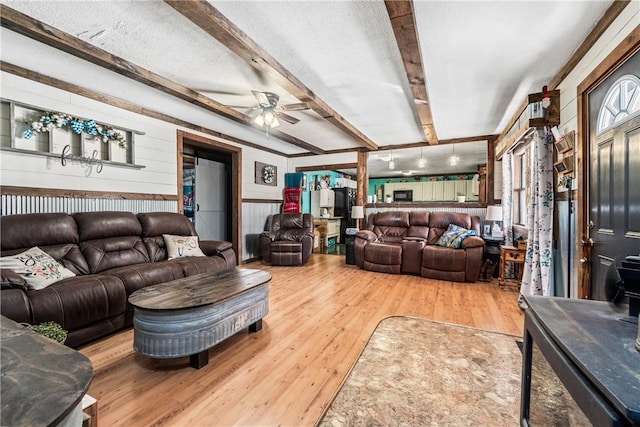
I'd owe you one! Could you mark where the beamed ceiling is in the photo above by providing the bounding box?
[0,0,622,176]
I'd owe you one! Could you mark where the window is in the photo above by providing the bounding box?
[512,149,529,226]
[596,74,640,134]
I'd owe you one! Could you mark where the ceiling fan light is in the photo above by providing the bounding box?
[270,114,280,128]
[263,110,276,125]
[254,113,265,127]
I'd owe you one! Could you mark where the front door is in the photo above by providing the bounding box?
[588,49,640,301]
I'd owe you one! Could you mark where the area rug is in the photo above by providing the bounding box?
[316,316,522,426]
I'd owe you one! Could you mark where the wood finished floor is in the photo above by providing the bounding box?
[79,254,524,427]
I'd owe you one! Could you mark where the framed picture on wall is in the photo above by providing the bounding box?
[554,138,571,154]
[553,155,574,174]
[255,161,277,186]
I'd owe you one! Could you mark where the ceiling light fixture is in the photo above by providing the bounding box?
[449,145,459,167]
[253,107,280,138]
[418,147,426,168]
[388,150,395,170]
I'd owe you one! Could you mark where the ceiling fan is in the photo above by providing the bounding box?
[239,91,307,138]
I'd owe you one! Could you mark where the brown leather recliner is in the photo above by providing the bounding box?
[260,213,314,266]
[354,210,484,282]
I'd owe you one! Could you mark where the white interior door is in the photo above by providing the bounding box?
[195,158,226,241]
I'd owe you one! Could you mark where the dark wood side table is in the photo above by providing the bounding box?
[521,296,639,426]
[482,235,503,278]
[498,245,526,289]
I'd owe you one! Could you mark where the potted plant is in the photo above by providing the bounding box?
[25,321,68,344]
[456,192,466,203]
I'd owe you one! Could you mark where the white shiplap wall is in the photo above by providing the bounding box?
[553,2,640,298]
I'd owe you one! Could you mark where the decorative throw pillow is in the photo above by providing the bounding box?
[163,234,206,259]
[0,247,76,290]
[436,224,478,249]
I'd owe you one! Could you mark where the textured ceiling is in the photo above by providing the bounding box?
[1,0,615,176]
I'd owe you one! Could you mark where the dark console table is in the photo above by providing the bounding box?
[0,316,93,426]
[520,296,639,426]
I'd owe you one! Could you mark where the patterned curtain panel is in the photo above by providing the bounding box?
[519,128,555,308]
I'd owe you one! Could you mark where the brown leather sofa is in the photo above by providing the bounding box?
[0,211,236,348]
[260,213,314,266]
[354,211,484,282]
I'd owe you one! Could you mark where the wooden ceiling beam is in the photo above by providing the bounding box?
[165,0,378,151]
[384,0,438,145]
[0,5,327,155]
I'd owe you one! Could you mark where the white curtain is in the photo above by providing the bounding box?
[501,153,515,279]
[501,153,514,249]
[518,128,555,308]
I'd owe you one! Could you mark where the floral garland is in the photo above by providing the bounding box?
[22,111,127,149]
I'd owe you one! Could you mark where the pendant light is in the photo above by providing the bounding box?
[388,150,395,170]
[449,145,459,166]
[418,147,426,168]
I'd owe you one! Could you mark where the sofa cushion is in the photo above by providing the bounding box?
[138,212,194,237]
[28,274,127,331]
[74,211,142,241]
[80,236,150,273]
[436,224,478,249]
[170,256,230,276]
[422,245,467,272]
[163,235,206,259]
[364,242,402,266]
[427,212,474,244]
[102,261,186,298]
[270,241,303,253]
[0,247,76,290]
[137,213,197,261]
[0,213,79,251]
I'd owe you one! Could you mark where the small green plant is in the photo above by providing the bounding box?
[28,321,67,343]
[457,191,466,196]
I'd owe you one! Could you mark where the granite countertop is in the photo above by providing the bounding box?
[1,316,93,426]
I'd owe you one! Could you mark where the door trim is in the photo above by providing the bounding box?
[177,130,242,262]
[576,27,640,298]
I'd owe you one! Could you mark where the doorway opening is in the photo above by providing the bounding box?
[177,131,242,261]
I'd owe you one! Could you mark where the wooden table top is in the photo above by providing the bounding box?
[128,268,271,310]
[1,316,93,426]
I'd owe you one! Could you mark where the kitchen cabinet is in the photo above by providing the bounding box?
[384,182,422,201]
[443,181,456,201]
[311,189,334,218]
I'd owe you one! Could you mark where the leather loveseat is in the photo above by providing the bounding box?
[354,211,484,282]
[0,211,236,348]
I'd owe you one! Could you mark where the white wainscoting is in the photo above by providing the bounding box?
[242,201,281,261]
[1,194,177,215]
[365,206,488,222]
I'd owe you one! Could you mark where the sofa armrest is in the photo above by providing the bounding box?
[355,230,377,242]
[259,231,278,242]
[199,240,233,256]
[1,268,28,292]
[461,236,485,249]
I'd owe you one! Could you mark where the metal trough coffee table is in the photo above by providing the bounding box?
[128,268,270,369]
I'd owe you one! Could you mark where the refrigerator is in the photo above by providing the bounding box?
[333,187,357,242]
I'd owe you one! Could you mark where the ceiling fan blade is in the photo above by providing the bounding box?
[192,86,250,96]
[278,112,300,125]
[280,102,309,111]
[252,90,271,107]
